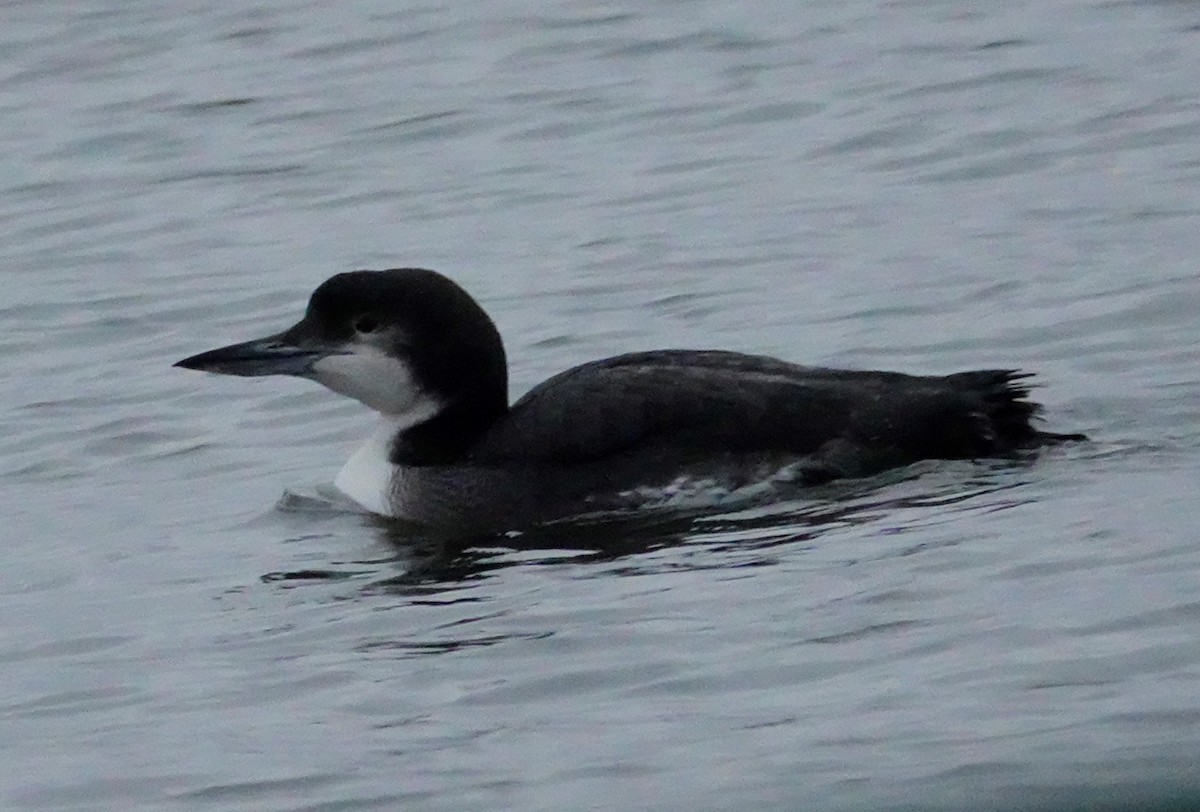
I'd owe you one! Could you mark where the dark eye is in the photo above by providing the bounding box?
[354,316,378,334]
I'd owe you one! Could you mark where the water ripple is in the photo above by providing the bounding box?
[3,0,1200,810]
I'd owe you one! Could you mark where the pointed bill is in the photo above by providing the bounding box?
[174,332,339,378]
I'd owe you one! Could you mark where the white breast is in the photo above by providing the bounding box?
[334,407,439,517]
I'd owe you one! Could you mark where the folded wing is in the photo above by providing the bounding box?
[469,350,1049,476]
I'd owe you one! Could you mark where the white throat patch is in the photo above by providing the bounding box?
[309,345,426,415]
[308,344,443,517]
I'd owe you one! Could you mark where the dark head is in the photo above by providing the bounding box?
[175,269,509,459]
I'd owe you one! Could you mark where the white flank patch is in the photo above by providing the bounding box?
[614,460,809,511]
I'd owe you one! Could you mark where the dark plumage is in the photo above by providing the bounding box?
[176,268,1084,528]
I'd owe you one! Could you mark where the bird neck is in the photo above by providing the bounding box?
[388,392,508,466]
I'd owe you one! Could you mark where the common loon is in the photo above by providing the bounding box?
[175,268,1083,529]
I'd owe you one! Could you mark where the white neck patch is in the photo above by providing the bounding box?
[307,343,444,516]
[334,404,441,517]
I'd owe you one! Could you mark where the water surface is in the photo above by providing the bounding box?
[3,0,1200,809]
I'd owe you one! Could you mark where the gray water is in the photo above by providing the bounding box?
[3,0,1200,809]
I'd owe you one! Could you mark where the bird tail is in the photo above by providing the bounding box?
[943,369,1087,448]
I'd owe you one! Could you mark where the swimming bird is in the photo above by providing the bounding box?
[175,268,1083,530]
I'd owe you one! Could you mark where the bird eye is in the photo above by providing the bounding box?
[354,316,379,334]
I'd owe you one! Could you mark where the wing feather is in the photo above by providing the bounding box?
[467,351,1040,468]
